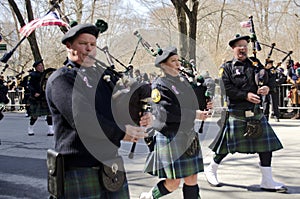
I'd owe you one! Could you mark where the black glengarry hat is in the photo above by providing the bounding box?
[229,34,250,47]
[155,46,177,67]
[33,59,43,68]
[62,24,100,45]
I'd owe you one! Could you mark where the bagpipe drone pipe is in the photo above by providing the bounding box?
[242,16,269,88]
[178,57,208,112]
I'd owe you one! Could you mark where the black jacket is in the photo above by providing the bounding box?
[151,74,197,137]
[222,57,267,110]
[28,70,42,98]
[266,67,277,93]
[0,81,9,104]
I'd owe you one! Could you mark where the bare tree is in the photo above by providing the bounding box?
[2,0,300,77]
[8,0,42,61]
[155,0,198,61]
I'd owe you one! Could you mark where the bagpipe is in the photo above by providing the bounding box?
[258,42,292,88]
[245,16,293,74]
[260,42,293,69]
[177,57,208,112]
[95,30,159,159]
[178,58,196,79]
[84,31,154,159]
[243,16,296,94]
[180,57,209,133]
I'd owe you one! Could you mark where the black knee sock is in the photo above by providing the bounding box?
[30,117,37,125]
[46,115,52,125]
[183,184,200,199]
[259,152,272,167]
[152,180,171,198]
[0,111,3,121]
[213,153,227,164]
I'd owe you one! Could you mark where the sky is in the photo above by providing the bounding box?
[122,0,154,15]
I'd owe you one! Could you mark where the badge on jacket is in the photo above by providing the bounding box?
[83,76,93,88]
[151,88,161,103]
[218,67,224,77]
[171,85,179,94]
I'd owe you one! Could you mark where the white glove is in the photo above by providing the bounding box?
[194,119,202,132]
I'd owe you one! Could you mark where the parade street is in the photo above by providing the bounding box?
[0,112,299,199]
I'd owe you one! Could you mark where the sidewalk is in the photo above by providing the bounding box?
[124,118,300,199]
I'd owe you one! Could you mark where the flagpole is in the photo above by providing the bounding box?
[50,0,70,33]
[0,36,26,64]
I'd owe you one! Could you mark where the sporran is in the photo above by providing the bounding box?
[99,156,125,192]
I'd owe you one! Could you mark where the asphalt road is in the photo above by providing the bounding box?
[0,112,299,199]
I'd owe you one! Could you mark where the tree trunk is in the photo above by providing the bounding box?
[8,0,42,62]
[171,0,198,61]
[188,0,198,61]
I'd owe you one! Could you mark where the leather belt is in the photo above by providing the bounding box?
[229,109,262,118]
[66,166,100,171]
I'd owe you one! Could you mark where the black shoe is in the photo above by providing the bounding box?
[261,186,288,193]
[291,114,300,119]
[47,133,54,136]
[0,112,3,121]
[274,117,280,122]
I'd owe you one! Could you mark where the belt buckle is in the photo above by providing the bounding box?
[245,110,254,117]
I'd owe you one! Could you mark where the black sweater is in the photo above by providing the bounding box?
[46,60,125,167]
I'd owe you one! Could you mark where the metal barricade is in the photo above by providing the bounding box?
[278,83,292,110]
[277,83,300,119]
[211,83,297,119]
[6,89,26,111]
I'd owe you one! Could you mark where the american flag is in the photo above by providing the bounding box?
[240,20,252,28]
[20,11,69,37]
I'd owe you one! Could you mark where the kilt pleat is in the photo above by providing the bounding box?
[61,167,130,199]
[211,113,283,154]
[29,98,51,117]
[144,131,204,179]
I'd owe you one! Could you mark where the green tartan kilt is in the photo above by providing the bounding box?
[211,113,283,154]
[144,131,204,179]
[29,97,51,117]
[59,167,130,199]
